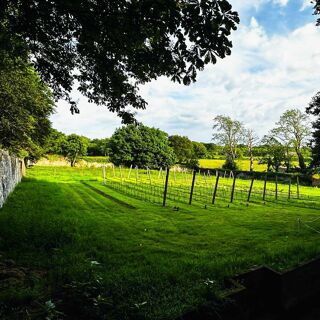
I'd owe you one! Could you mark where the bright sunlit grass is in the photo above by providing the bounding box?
[1,166,320,319]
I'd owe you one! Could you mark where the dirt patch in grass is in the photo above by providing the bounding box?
[0,256,51,319]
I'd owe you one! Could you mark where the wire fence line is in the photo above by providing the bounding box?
[33,165,320,210]
[95,165,320,210]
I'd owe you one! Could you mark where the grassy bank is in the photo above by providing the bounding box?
[1,166,320,319]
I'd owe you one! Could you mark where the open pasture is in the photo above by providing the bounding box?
[1,166,320,319]
[198,159,301,172]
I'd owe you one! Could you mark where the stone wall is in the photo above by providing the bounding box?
[0,150,24,208]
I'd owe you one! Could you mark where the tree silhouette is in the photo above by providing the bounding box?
[0,0,239,122]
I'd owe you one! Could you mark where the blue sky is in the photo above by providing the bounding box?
[52,0,320,142]
[240,0,314,34]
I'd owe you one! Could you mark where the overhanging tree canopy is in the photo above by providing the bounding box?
[0,0,239,123]
[0,56,54,159]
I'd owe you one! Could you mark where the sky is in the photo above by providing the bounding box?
[51,0,320,143]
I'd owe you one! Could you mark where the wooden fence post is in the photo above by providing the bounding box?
[135,166,138,183]
[119,165,123,184]
[189,170,197,205]
[263,174,267,201]
[230,175,237,203]
[212,174,220,204]
[288,177,291,200]
[128,164,132,179]
[247,177,254,203]
[275,174,278,200]
[103,165,106,185]
[163,167,170,207]
[147,167,152,185]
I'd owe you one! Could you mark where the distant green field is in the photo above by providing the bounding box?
[1,165,320,319]
[199,159,267,171]
[199,159,301,171]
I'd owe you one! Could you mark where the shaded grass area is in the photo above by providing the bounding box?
[1,166,320,319]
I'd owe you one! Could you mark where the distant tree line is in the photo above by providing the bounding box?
[212,109,311,173]
[42,108,313,172]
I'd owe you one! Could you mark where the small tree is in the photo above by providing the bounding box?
[212,115,244,169]
[260,136,286,172]
[222,155,239,171]
[271,109,311,171]
[243,129,259,172]
[62,134,89,167]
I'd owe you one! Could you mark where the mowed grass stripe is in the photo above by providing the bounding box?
[81,181,136,209]
[1,166,320,319]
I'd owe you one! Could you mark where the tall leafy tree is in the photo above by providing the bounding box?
[307,2,320,168]
[212,115,244,168]
[192,141,207,159]
[0,55,54,160]
[271,109,310,171]
[0,0,239,122]
[87,138,110,156]
[109,125,175,168]
[62,134,89,167]
[307,93,320,168]
[313,1,320,24]
[169,135,194,164]
[44,129,67,155]
[203,143,224,159]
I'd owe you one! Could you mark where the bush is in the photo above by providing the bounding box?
[222,157,239,171]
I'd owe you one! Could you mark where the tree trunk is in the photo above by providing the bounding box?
[71,157,76,167]
[250,152,254,172]
[285,146,290,173]
[297,151,306,171]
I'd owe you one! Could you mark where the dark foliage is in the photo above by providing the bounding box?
[306,92,320,168]
[109,124,176,168]
[0,0,239,122]
[0,55,54,159]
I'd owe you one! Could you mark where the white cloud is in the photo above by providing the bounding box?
[300,0,313,11]
[273,0,289,6]
[52,15,320,142]
[231,0,289,14]
[135,20,320,141]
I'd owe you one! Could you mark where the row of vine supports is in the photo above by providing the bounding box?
[101,165,307,209]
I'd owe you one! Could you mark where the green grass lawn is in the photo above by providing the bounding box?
[1,166,320,319]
